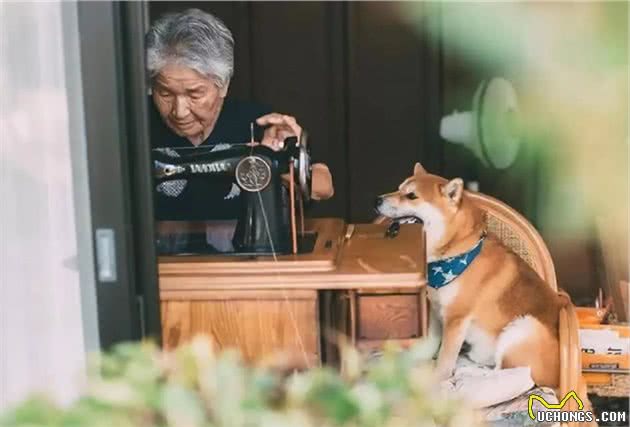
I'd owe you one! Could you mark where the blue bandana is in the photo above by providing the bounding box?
[428,234,486,289]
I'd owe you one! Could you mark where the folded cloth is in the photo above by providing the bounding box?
[439,355,535,409]
[363,349,560,425]
[482,386,560,427]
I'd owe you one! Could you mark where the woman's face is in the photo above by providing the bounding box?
[152,64,227,142]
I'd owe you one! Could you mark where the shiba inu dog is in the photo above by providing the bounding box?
[374,163,569,387]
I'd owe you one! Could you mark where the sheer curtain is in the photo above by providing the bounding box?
[0,1,98,409]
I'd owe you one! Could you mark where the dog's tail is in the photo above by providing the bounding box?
[556,289,572,307]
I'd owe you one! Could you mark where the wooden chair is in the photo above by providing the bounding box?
[376,190,590,427]
[468,192,591,427]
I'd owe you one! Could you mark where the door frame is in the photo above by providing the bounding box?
[77,1,161,348]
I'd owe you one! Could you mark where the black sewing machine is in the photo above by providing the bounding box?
[153,135,313,255]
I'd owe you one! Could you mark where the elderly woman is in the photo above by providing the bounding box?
[147,8,333,221]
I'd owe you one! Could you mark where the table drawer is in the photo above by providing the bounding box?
[358,294,420,340]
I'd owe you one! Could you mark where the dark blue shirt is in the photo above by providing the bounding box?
[151,98,272,220]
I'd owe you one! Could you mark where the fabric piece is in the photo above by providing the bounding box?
[428,235,485,288]
[482,386,560,427]
[439,355,535,409]
[359,346,562,426]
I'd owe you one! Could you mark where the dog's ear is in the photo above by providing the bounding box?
[441,178,464,206]
[414,162,427,175]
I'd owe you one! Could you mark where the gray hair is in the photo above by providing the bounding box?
[146,9,234,88]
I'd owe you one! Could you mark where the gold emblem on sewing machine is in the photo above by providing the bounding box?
[235,155,272,192]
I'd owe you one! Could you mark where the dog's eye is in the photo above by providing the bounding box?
[405,192,418,200]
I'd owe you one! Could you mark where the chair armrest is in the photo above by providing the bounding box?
[559,299,582,412]
[559,305,570,397]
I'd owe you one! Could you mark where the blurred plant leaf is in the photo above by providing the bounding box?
[0,337,486,427]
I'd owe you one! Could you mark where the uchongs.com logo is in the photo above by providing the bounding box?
[528,390,628,424]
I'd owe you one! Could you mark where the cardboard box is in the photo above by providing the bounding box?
[579,321,629,383]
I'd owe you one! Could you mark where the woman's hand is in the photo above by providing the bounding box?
[310,163,334,200]
[256,113,302,151]
[258,112,334,201]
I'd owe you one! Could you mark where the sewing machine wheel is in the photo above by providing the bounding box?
[297,131,312,202]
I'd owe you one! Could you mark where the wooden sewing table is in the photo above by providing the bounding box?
[158,218,426,365]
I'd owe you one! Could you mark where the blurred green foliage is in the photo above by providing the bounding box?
[0,337,485,427]
[401,1,628,260]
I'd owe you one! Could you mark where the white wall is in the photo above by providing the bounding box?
[0,0,99,409]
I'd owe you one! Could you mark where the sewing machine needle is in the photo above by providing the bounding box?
[250,122,254,144]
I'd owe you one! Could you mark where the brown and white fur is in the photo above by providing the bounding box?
[375,163,569,387]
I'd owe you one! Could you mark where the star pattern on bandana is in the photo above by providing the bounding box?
[427,235,486,289]
[442,270,457,282]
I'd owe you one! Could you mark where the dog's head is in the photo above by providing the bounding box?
[375,162,464,222]
[375,163,476,256]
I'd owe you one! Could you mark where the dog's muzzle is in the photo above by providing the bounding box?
[374,196,389,215]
